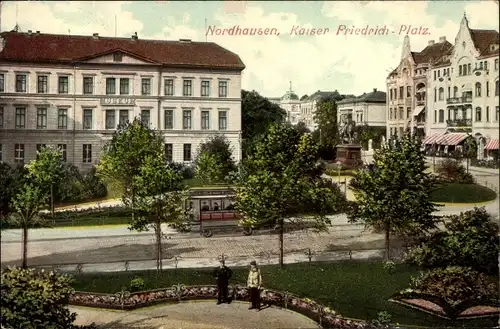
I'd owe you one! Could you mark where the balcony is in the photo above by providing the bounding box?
[446,96,472,105]
[446,119,472,127]
[416,100,425,106]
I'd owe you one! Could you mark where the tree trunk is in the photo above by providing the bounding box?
[50,184,55,218]
[384,222,391,260]
[279,218,284,268]
[21,226,28,269]
[155,218,162,273]
[131,188,135,221]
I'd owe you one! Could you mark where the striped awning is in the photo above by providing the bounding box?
[423,133,445,145]
[485,138,499,150]
[436,133,468,146]
[413,106,425,116]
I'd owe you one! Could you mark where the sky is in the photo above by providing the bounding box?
[0,1,498,98]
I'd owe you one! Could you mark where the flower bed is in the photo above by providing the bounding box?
[69,285,372,329]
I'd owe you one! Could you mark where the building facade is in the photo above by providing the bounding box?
[300,90,348,131]
[386,35,453,140]
[424,15,499,159]
[337,88,387,127]
[0,31,245,169]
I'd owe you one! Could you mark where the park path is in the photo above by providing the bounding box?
[70,301,320,329]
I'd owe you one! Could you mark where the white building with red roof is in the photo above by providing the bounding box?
[0,30,245,168]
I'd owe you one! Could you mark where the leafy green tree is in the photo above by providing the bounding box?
[347,134,439,260]
[1,267,78,329]
[463,135,478,173]
[235,123,344,267]
[128,150,188,273]
[313,96,341,149]
[294,121,310,135]
[194,134,236,184]
[96,118,163,218]
[241,90,286,156]
[0,163,25,224]
[406,207,499,274]
[26,145,64,218]
[10,184,48,268]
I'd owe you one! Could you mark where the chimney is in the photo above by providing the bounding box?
[28,30,33,35]
[439,36,446,43]
[373,88,377,92]
[132,32,138,40]
[428,40,435,46]
[92,33,99,39]
[179,39,191,43]
[36,31,40,34]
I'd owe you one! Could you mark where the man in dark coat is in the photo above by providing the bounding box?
[213,259,233,304]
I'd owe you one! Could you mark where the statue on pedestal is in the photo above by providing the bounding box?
[339,118,357,144]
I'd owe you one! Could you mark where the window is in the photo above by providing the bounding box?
[434,110,437,123]
[162,109,173,129]
[119,78,129,95]
[0,107,3,128]
[183,80,192,97]
[218,81,228,97]
[183,144,192,162]
[201,110,210,130]
[0,74,4,92]
[399,108,403,119]
[399,87,403,99]
[113,53,123,62]
[36,144,46,159]
[119,110,128,126]
[201,80,211,97]
[475,82,482,97]
[467,63,471,75]
[37,75,48,93]
[406,107,411,119]
[453,86,458,97]
[58,76,69,94]
[141,109,150,126]
[58,109,68,129]
[447,87,451,99]
[434,88,437,102]
[433,71,436,80]
[37,108,47,129]
[496,106,499,122]
[475,107,482,122]
[438,88,444,101]
[389,108,392,120]
[164,144,173,162]
[83,77,94,94]
[83,109,93,129]
[218,111,227,130]
[105,110,115,129]
[58,144,67,162]
[437,70,440,78]
[141,78,151,95]
[438,109,444,123]
[14,144,25,163]
[106,78,116,95]
[82,144,92,163]
[15,74,27,92]
[495,58,499,71]
[182,110,192,129]
[495,80,499,96]
[486,106,490,122]
[164,79,174,96]
[0,144,2,162]
[389,89,393,100]
[486,81,490,97]
[15,107,26,128]
[406,86,411,98]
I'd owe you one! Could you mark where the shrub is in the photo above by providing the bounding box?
[435,159,475,184]
[383,260,396,273]
[1,267,78,329]
[128,277,146,292]
[168,162,195,179]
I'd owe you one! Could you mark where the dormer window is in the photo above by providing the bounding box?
[113,53,123,62]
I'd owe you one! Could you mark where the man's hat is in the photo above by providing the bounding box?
[250,260,257,266]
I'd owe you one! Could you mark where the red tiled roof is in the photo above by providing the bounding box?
[0,32,245,70]
[469,29,499,57]
[412,41,453,65]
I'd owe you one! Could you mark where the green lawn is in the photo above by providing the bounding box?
[430,183,497,203]
[42,209,132,228]
[72,261,497,327]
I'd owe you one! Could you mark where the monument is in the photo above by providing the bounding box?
[336,118,363,169]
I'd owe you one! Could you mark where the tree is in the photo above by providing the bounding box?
[313,97,340,156]
[406,207,499,274]
[241,90,286,156]
[26,145,64,218]
[96,118,163,219]
[1,267,78,329]
[128,151,189,273]
[194,134,236,184]
[0,163,25,224]
[235,123,344,267]
[10,184,48,268]
[347,134,439,260]
[294,121,310,135]
[463,135,477,173]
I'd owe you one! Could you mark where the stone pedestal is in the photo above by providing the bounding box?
[336,144,363,169]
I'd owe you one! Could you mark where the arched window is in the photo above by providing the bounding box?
[495,80,499,96]
[453,86,458,97]
[438,109,445,123]
[475,107,482,122]
[475,82,482,97]
[438,88,444,101]
[434,110,437,123]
